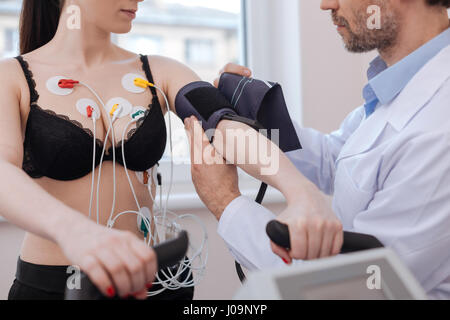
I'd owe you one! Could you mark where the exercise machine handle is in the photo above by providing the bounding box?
[65,231,189,300]
[266,220,383,254]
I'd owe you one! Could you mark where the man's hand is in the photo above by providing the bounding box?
[184,116,241,220]
[213,63,252,87]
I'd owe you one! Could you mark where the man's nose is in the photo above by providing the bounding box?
[320,0,339,11]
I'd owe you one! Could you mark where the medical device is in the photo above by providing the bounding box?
[234,246,427,300]
[236,220,427,300]
[218,73,301,153]
[50,74,208,298]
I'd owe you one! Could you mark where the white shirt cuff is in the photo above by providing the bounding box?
[218,195,296,270]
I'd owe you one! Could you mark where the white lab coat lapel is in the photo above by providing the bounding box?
[336,105,389,162]
[336,44,450,163]
[386,45,450,132]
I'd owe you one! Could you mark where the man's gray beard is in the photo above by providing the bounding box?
[343,9,399,53]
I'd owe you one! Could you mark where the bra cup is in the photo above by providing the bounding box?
[26,108,99,181]
[116,105,167,171]
[17,54,166,181]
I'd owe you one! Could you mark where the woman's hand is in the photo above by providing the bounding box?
[272,186,344,264]
[213,63,252,87]
[57,219,157,299]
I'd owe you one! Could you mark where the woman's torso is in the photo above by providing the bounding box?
[15,49,167,265]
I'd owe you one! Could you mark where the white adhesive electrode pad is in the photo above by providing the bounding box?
[130,106,147,120]
[76,98,101,120]
[46,76,74,96]
[105,97,133,118]
[122,73,146,94]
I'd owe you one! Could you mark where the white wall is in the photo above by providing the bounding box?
[246,0,376,133]
[298,1,376,133]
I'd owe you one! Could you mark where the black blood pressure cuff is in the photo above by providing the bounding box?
[175,81,238,134]
[218,73,301,153]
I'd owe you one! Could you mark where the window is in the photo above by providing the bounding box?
[185,38,215,66]
[125,34,163,56]
[4,28,19,55]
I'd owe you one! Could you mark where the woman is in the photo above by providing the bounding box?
[1,0,204,300]
[0,0,340,300]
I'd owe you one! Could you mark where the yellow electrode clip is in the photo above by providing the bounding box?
[110,104,119,116]
[134,78,154,89]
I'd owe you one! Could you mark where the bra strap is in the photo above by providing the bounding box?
[139,54,159,102]
[14,56,40,105]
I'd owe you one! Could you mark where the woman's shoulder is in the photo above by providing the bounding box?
[115,46,202,94]
[144,55,201,89]
[113,45,199,77]
[145,54,196,73]
[0,57,22,74]
[0,57,27,90]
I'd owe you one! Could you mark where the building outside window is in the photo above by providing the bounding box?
[125,34,163,56]
[3,28,19,56]
[185,38,215,66]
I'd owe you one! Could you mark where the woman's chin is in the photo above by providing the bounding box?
[110,24,133,34]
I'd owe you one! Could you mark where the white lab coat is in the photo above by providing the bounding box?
[218,45,450,299]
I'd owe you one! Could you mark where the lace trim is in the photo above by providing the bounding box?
[126,108,151,141]
[31,104,104,147]
[22,144,43,178]
[31,103,153,149]
[15,56,40,104]
[140,54,158,97]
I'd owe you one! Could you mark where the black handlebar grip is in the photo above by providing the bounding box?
[266,220,291,249]
[65,231,189,300]
[266,220,383,253]
[153,230,189,270]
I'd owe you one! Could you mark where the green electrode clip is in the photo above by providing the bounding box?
[132,110,145,119]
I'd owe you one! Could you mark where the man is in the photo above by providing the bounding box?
[186,0,450,299]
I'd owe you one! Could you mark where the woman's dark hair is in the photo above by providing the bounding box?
[19,0,65,55]
[426,0,450,8]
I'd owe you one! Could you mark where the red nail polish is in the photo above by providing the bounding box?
[146,283,153,289]
[106,286,115,298]
[282,258,289,264]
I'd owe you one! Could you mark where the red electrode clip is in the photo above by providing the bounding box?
[86,106,94,118]
[58,79,79,89]
[143,171,149,185]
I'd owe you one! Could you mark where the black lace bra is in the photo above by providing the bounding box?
[15,55,167,181]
